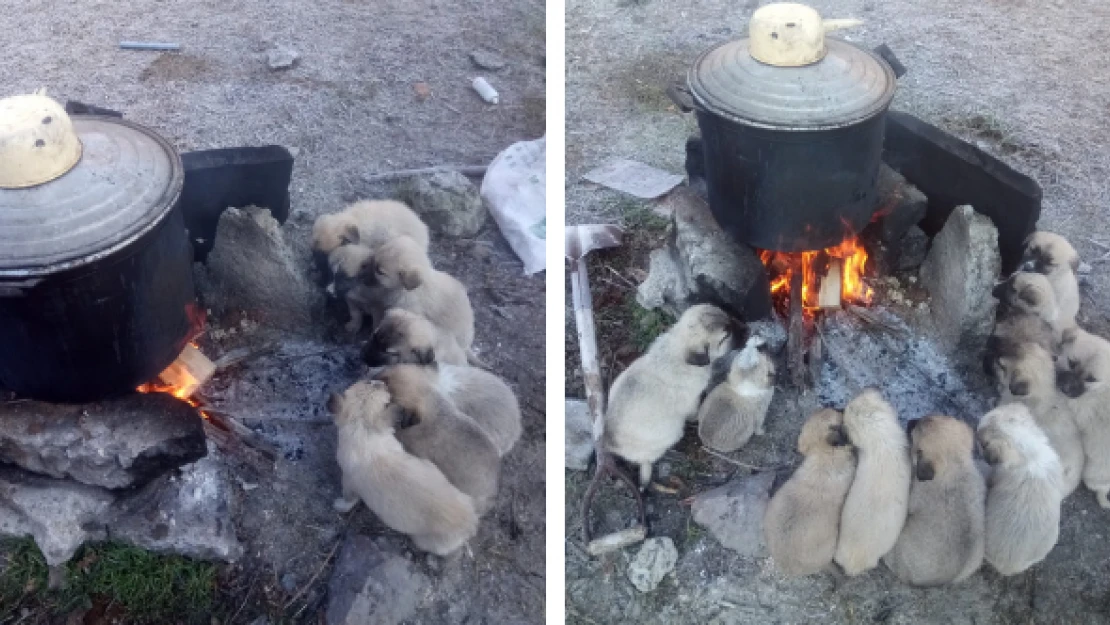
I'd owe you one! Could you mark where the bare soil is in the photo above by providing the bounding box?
[0,0,545,622]
[566,1,1110,623]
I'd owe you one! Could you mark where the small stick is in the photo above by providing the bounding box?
[701,447,769,471]
[284,539,341,609]
[119,41,181,51]
[361,165,487,184]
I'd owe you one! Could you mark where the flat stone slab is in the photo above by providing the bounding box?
[327,534,429,625]
[0,393,207,490]
[690,471,774,556]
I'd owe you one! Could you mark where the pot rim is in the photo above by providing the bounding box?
[0,116,184,281]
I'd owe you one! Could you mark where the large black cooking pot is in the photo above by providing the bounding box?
[0,115,196,402]
[683,33,900,252]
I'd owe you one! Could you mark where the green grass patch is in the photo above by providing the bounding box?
[0,539,217,624]
[626,297,674,352]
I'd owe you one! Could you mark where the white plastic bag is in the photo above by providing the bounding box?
[481,137,546,275]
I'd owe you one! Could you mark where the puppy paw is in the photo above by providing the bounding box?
[333,497,358,513]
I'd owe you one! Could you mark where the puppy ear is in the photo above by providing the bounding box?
[341,224,360,246]
[685,347,711,367]
[915,458,936,481]
[399,268,423,290]
[326,393,343,414]
[1009,377,1031,397]
[416,347,435,365]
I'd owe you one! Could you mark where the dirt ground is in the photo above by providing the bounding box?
[0,0,545,622]
[565,0,1110,623]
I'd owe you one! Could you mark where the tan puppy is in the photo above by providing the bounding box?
[697,336,776,452]
[603,304,742,487]
[1056,326,1110,508]
[326,244,377,333]
[1022,231,1080,326]
[359,236,475,351]
[378,366,501,515]
[764,408,856,576]
[362,308,468,367]
[989,339,1084,495]
[328,380,477,555]
[992,272,1066,342]
[882,416,985,586]
[978,403,1064,574]
[312,199,430,257]
[834,389,912,576]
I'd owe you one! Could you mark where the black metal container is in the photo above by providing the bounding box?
[686,37,899,252]
[0,116,196,402]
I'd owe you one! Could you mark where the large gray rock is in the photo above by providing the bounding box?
[627,537,678,593]
[194,207,320,333]
[0,445,242,565]
[327,535,429,625]
[0,394,207,490]
[690,471,774,556]
[920,205,1001,360]
[110,446,242,562]
[397,171,488,237]
[0,466,114,566]
[636,188,771,320]
[874,165,928,243]
[565,399,594,471]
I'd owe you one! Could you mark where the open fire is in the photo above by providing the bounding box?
[760,234,873,315]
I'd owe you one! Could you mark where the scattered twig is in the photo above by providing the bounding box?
[1085,237,1110,251]
[284,539,342,610]
[846,305,909,338]
[213,343,278,372]
[700,447,770,471]
[361,165,488,184]
[604,265,638,291]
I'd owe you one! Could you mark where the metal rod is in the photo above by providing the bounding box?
[119,41,181,51]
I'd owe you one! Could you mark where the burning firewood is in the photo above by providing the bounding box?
[818,258,844,310]
[139,343,216,400]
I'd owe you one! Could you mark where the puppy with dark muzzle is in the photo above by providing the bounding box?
[375,365,501,515]
[764,408,857,576]
[882,416,985,586]
[1056,326,1110,508]
[311,199,430,284]
[363,308,469,367]
[602,304,745,488]
[991,272,1066,350]
[325,244,377,333]
[328,380,478,555]
[358,236,475,353]
[1021,231,1080,327]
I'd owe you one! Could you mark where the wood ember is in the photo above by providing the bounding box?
[154,344,216,397]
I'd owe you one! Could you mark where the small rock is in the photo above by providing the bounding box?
[627,537,678,593]
[469,50,507,71]
[266,47,299,70]
[281,572,299,593]
[469,241,494,262]
[326,535,429,625]
[920,205,1001,360]
[873,165,928,244]
[636,245,689,318]
[397,171,488,237]
[1078,261,1093,275]
[656,462,671,480]
[413,82,432,101]
[565,399,594,471]
[690,472,774,556]
[895,226,930,272]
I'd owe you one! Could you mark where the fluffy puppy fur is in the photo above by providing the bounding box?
[375,363,522,458]
[312,199,430,278]
[882,416,986,586]
[1056,327,1110,508]
[978,403,1065,574]
[989,339,1084,495]
[328,380,477,555]
[604,304,743,487]
[1022,231,1080,327]
[359,236,475,351]
[992,272,1067,341]
[764,408,857,576]
[326,244,377,333]
[377,366,501,515]
[362,308,468,367]
[697,337,776,452]
[834,389,912,576]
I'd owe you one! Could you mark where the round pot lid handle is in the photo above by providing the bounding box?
[748,3,863,67]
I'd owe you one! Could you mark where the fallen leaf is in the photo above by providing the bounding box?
[413,82,432,100]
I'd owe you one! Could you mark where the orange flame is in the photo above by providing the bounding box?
[760,234,872,315]
[136,342,210,418]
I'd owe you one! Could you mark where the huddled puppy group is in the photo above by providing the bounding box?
[763,230,1108,585]
[313,200,523,556]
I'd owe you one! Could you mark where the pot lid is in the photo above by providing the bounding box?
[0,115,182,278]
[688,37,896,130]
